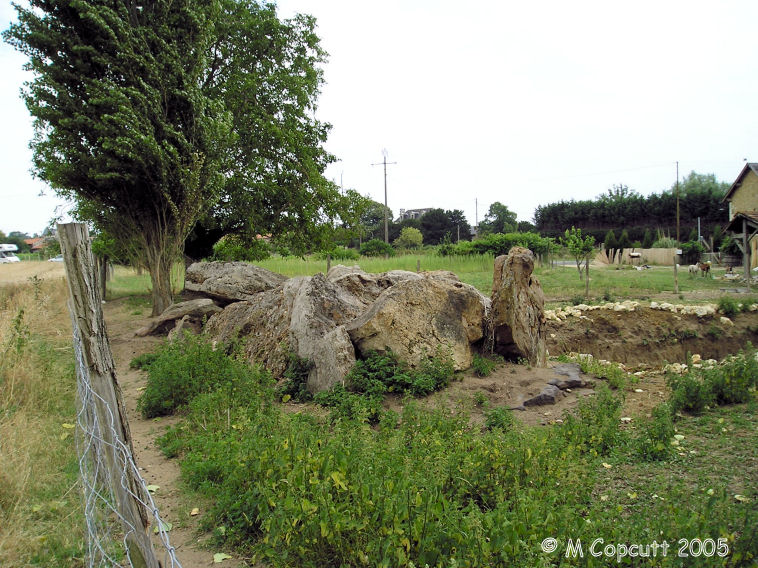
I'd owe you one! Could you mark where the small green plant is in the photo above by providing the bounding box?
[570,295,584,306]
[667,372,713,415]
[635,402,675,461]
[471,353,502,377]
[473,391,488,407]
[129,352,159,370]
[575,355,628,389]
[703,346,758,405]
[717,296,739,317]
[602,289,615,302]
[706,324,722,339]
[560,384,624,456]
[276,353,314,402]
[484,406,514,431]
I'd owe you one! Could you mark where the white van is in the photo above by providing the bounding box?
[0,244,21,263]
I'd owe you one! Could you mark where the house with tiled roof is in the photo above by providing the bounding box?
[24,237,47,252]
[723,162,758,274]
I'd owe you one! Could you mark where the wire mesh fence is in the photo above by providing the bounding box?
[72,311,182,568]
[61,222,182,568]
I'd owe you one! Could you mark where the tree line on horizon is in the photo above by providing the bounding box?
[533,172,730,245]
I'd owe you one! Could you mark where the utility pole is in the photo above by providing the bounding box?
[372,149,397,243]
[676,161,680,243]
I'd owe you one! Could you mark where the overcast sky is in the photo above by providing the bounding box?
[2,0,757,236]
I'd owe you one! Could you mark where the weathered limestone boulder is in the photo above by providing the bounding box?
[422,270,461,283]
[204,281,301,378]
[490,247,547,366]
[135,298,222,337]
[326,265,423,310]
[185,261,287,303]
[205,274,356,392]
[345,278,488,370]
[167,315,203,341]
[288,273,358,391]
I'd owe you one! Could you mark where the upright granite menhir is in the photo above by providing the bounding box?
[141,249,547,393]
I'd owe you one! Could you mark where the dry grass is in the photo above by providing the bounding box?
[0,277,85,566]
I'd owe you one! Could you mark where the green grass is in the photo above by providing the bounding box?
[106,264,185,301]
[97,254,731,303]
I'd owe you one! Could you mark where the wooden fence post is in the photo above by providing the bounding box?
[58,223,160,568]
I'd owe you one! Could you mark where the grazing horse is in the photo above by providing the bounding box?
[698,261,711,277]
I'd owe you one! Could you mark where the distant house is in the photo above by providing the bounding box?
[397,208,433,222]
[24,237,48,253]
[723,162,758,270]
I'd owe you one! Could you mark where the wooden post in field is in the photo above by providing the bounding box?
[584,256,590,297]
[674,255,679,295]
[58,223,160,568]
[743,218,751,293]
[326,253,331,274]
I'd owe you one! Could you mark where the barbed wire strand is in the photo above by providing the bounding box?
[71,310,183,568]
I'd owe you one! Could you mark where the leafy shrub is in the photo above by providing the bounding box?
[313,383,383,423]
[560,384,624,456]
[315,246,360,261]
[718,296,740,317]
[471,353,502,377]
[212,235,270,262]
[635,402,675,461]
[667,372,713,415]
[484,406,515,431]
[137,333,270,418]
[359,238,394,257]
[703,346,758,405]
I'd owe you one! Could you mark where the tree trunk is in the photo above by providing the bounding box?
[585,257,590,297]
[148,256,173,316]
[143,236,178,316]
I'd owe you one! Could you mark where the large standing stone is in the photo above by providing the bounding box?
[288,274,357,391]
[345,278,488,370]
[185,261,287,303]
[490,247,547,366]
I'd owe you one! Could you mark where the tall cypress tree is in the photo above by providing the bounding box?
[5,0,229,313]
[5,0,344,314]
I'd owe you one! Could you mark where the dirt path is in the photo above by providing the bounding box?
[105,298,247,568]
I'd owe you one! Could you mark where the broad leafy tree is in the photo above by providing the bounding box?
[479,202,517,235]
[419,208,471,244]
[5,0,342,315]
[394,226,423,249]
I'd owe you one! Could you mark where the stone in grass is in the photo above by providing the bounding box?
[523,384,563,406]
